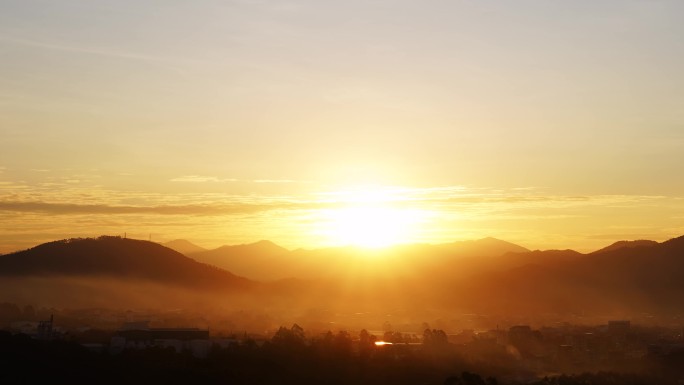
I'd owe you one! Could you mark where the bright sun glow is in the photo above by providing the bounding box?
[319,187,427,248]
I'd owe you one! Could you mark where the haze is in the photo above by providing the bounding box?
[1,0,684,253]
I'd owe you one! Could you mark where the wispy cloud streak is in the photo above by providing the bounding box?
[170,175,239,183]
[0,201,296,216]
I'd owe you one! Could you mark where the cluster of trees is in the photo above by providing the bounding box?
[0,326,471,385]
[423,329,449,347]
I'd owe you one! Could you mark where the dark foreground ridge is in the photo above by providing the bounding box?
[0,236,253,290]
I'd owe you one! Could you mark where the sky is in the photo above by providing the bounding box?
[1,0,683,253]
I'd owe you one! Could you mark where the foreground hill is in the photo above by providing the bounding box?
[0,236,253,290]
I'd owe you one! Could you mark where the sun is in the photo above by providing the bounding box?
[318,188,426,248]
[327,206,410,248]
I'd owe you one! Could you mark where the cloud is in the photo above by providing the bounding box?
[0,201,298,216]
[0,181,29,189]
[316,185,666,208]
[170,175,239,183]
[170,176,301,184]
[252,179,297,183]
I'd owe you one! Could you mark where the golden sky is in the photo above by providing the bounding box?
[1,1,683,253]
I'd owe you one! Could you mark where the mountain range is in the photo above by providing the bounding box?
[1,234,684,317]
[180,237,531,281]
[453,235,684,314]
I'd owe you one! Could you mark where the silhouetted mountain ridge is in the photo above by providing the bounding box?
[189,237,531,281]
[591,239,659,255]
[437,237,530,256]
[3,235,684,317]
[456,235,684,314]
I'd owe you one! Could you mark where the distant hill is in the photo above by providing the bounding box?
[0,236,253,290]
[162,239,208,255]
[590,239,659,255]
[190,237,531,281]
[436,237,530,256]
[190,240,291,281]
[493,248,584,271]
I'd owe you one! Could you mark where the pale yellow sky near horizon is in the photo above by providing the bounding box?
[1,0,684,253]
